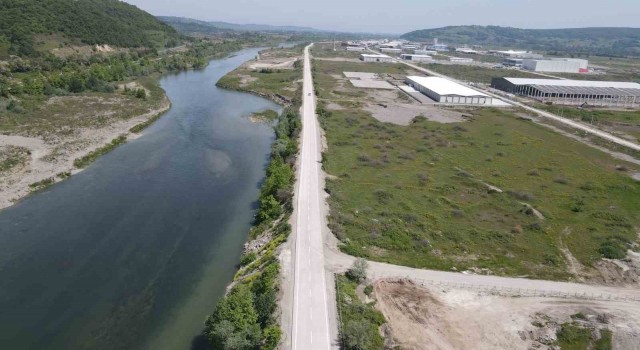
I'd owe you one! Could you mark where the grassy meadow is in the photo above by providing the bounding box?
[315,59,640,279]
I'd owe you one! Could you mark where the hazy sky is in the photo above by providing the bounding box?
[125,0,640,34]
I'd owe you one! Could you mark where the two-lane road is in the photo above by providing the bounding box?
[291,44,332,350]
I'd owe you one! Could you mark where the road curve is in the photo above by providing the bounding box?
[291,44,332,350]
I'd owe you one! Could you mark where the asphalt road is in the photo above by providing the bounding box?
[291,44,332,350]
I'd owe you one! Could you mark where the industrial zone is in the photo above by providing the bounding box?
[330,38,640,111]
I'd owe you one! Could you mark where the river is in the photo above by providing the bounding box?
[0,48,280,350]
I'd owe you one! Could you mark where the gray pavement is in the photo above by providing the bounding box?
[290,44,333,350]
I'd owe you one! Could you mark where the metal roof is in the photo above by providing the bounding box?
[360,54,391,58]
[531,85,640,96]
[406,76,489,97]
[502,78,640,89]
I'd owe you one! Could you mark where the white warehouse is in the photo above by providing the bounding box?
[400,54,433,62]
[523,58,589,73]
[405,76,492,104]
[360,54,392,63]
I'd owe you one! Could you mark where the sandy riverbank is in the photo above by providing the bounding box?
[0,97,170,210]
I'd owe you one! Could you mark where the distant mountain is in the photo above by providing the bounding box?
[0,0,179,56]
[400,26,640,57]
[158,16,324,34]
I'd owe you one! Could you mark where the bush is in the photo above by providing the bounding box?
[599,240,626,259]
[240,253,256,266]
[346,258,368,283]
[343,321,372,350]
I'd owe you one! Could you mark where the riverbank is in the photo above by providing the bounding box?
[0,94,170,210]
[201,45,304,349]
[0,47,285,350]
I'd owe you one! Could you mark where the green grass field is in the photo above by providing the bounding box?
[315,59,640,279]
[217,47,303,102]
[0,76,166,138]
[537,105,640,142]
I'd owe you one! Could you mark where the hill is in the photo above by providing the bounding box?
[400,26,640,57]
[158,16,323,34]
[0,0,179,56]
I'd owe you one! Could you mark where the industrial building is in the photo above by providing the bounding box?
[490,50,543,59]
[360,54,393,63]
[456,48,478,54]
[406,76,492,104]
[346,46,365,52]
[449,57,473,63]
[503,58,523,67]
[415,49,437,55]
[400,54,433,62]
[491,77,640,107]
[522,58,588,73]
[380,48,402,54]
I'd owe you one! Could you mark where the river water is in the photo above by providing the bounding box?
[0,48,280,350]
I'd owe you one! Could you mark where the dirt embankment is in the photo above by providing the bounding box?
[373,279,640,350]
[0,97,170,210]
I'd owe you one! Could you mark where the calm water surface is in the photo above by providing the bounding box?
[0,48,280,350]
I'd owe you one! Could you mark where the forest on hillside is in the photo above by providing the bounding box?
[0,0,180,56]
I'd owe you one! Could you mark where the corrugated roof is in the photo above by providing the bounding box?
[406,76,489,97]
[502,78,640,89]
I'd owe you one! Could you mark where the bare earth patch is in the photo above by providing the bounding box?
[374,279,640,350]
[364,103,465,125]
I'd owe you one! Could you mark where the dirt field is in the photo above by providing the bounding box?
[248,57,298,70]
[374,279,640,350]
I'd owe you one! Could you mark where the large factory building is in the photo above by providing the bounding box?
[522,58,589,73]
[491,77,640,107]
[406,76,492,104]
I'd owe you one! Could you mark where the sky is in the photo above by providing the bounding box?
[125,0,640,34]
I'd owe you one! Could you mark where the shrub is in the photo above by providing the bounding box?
[346,258,368,283]
[363,285,373,296]
[373,189,392,204]
[599,240,626,259]
[240,253,256,266]
[343,321,371,350]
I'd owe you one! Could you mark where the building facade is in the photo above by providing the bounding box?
[491,77,640,107]
[360,54,393,63]
[406,76,492,104]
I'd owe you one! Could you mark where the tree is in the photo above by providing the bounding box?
[205,284,262,349]
[343,321,371,350]
[257,195,282,223]
[346,258,368,283]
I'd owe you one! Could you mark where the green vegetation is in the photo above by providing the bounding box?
[73,135,127,168]
[0,0,179,57]
[401,26,640,57]
[557,323,612,350]
[130,109,169,133]
[28,177,55,191]
[536,105,640,142]
[204,54,303,348]
[252,109,279,122]
[217,45,305,104]
[421,63,541,84]
[0,145,30,172]
[314,59,640,279]
[336,274,386,350]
